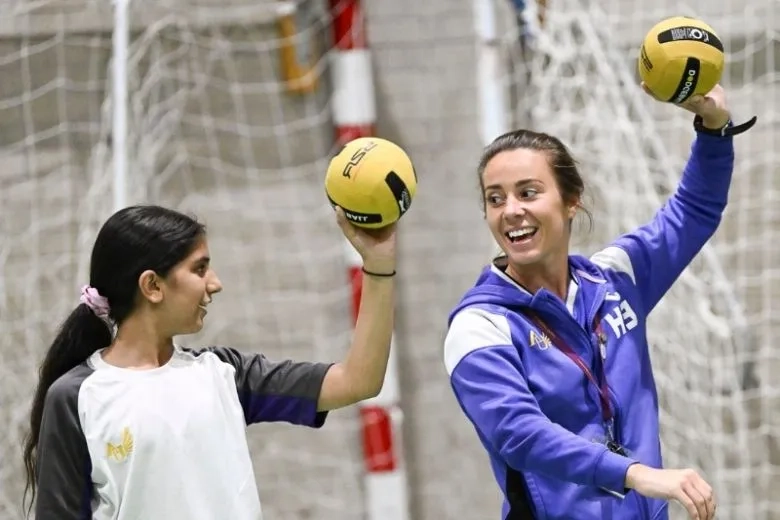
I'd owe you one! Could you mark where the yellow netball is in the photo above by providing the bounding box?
[325,137,417,229]
[638,16,724,103]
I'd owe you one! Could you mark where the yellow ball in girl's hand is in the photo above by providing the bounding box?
[325,137,417,229]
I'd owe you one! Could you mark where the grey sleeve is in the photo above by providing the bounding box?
[35,364,94,520]
[204,346,333,427]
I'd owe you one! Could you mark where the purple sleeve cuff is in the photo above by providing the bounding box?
[593,449,637,493]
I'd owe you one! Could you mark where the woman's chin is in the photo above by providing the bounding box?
[503,238,543,266]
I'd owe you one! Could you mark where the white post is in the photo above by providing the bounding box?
[112,0,130,212]
[475,0,510,261]
[473,0,509,145]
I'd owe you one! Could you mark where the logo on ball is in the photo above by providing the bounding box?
[670,27,711,43]
[673,68,699,103]
[341,141,378,179]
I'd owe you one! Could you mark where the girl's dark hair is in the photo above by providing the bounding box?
[476,128,592,228]
[22,204,205,513]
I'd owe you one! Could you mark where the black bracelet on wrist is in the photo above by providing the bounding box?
[361,267,396,278]
[694,114,757,137]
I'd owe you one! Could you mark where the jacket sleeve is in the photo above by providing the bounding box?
[591,132,734,313]
[444,307,636,493]
[204,346,332,427]
[35,371,94,520]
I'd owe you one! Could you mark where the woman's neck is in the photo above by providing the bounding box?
[504,256,570,300]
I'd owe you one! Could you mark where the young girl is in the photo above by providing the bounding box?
[24,204,399,520]
[444,84,755,520]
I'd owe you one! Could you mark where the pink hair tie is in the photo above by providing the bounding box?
[79,285,111,320]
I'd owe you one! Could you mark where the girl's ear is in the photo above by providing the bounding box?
[138,270,163,304]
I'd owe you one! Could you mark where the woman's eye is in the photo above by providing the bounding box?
[520,189,538,199]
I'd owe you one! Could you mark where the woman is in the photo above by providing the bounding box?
[443,84,755,520]
[24,204,398,520]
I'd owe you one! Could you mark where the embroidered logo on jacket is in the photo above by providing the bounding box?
[604,300,639,338]
[106,427,134,463]
[529,329,552,350]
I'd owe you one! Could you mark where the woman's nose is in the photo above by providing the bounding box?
[504,194,526,217]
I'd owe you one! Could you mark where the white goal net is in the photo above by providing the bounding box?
[0,1,366,519]
[501,0,778,518]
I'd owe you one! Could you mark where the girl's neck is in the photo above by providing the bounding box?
[103,313,174,369]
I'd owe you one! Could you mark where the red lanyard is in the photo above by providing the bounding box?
[525,310,614,439]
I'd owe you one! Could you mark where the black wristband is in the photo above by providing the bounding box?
[361,267,396,278]
[694,114,757,137]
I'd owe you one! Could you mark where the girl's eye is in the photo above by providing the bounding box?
[520,189,538,199]
[486,194,503,204]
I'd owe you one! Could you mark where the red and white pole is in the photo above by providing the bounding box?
[328,2,410,519]
[328,0,375,142]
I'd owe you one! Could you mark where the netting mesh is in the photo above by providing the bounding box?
[1,1,366,518]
